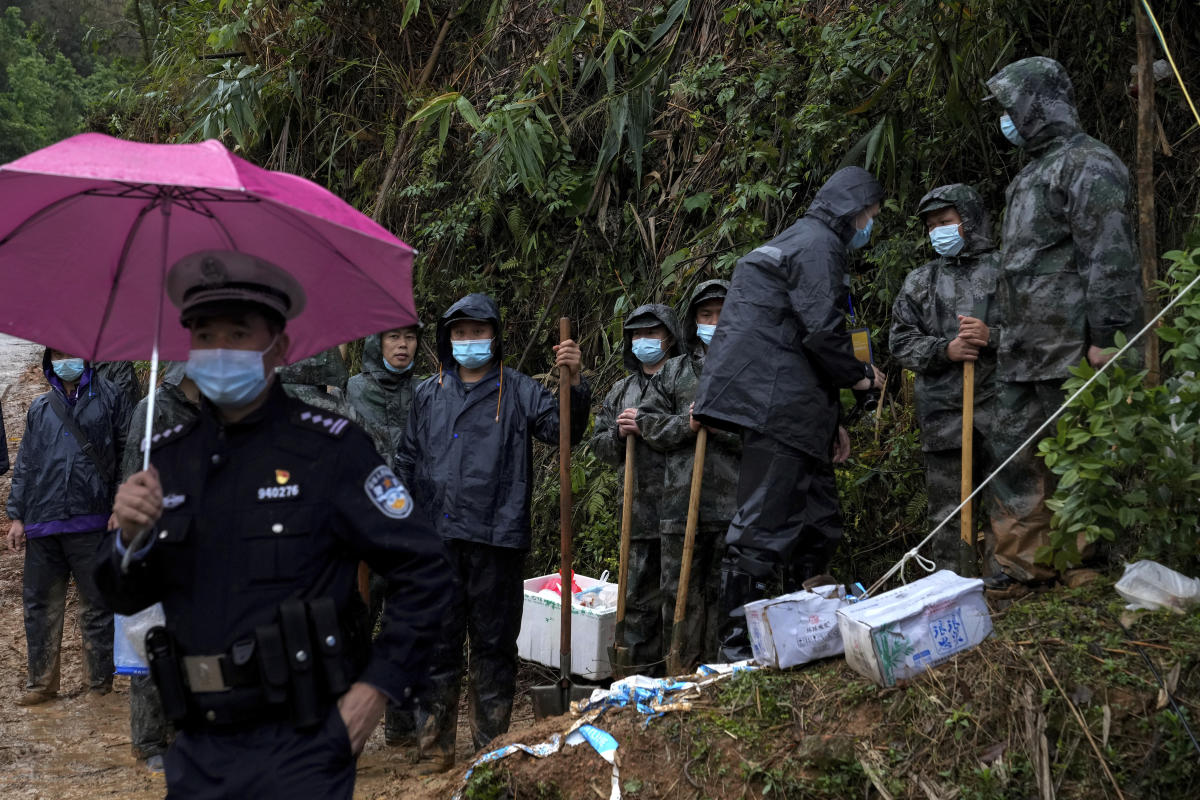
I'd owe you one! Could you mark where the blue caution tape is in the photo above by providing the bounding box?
[452,734,563,800]
[566,724,622,800]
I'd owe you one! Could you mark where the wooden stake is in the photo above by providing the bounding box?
[1135,1,1160,384]
[960,361,975,545]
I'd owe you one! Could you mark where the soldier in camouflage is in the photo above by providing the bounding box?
[639,281,742,668]
[119,362,200,774]
[277,348,365,426]
[589,304,683,674]
[985,56,1140,588]
[348,326,422,469]
[590,303,686,671]
[889,184,1000,572]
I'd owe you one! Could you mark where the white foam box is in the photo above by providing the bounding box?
[745,584,848,669]
[836,570,992,687]
[517,573,617,679]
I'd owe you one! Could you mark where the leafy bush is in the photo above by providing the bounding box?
[1038,224,1200,571]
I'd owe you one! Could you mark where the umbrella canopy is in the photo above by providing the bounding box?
[0,133,417,363]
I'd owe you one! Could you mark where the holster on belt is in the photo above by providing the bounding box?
[309,597,349,696]
[254,623,289,705]
[279,598,320,729]
[145,626,189,724]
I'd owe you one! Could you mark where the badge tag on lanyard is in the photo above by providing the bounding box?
[847,295,873,363]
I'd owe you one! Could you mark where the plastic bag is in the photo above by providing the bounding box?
[1114,560,1200,614]
[113,603,166,675]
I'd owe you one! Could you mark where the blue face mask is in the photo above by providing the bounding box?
[383,358,413,374]
[850,216,874,250]
[630,337,665,365]
[929,223,965,257]
[186,339,276,408]
[695,324,717,346]
[1000,113,1025,147]
[51,358,86,382]
[452,339,493,369]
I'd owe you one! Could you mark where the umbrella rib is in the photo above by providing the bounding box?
[90,196,161,360]
[0,186,98,246]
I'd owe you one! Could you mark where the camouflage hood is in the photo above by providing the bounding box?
[917,183,994,256]
[806,166,885,244]
[681,279,730,352]
[621,303,683,371]
[986,56,1081,150]
[277,348,349,391]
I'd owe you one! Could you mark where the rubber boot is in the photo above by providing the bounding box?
[716,567,768,663]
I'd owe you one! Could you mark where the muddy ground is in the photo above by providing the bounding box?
[0,338,544,799]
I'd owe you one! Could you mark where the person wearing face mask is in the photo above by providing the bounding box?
[890,184,1001,573]
[5,348,133,706]
[692,167,887,662]
[638,280,742,669]
[348,325,423,468]
[395,292,590,771]
[93,250,451,798]
[589,303,683,675]
[984,57,1139,592]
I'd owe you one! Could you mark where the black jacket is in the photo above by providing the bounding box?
[6,350,133,526]
[94,382,451,709]
[395,293,591,550]
[693,167,883,460]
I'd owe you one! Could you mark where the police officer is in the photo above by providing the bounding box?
[94,250,450,798]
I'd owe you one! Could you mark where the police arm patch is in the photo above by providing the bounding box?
[365,465,413,519]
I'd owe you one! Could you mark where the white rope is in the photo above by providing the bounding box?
[867,267,1200,597]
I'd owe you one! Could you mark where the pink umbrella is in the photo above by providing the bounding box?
[0,133,418,470]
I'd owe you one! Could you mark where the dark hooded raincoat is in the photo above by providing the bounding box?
[692,167,883,460]
[6,350,133,532]
[395,293,591,551]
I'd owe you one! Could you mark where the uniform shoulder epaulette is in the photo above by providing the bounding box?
[291,407,352,438]
[140,417,199,452]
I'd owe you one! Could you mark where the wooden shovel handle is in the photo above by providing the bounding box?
[667,428,707,674]
[960,360,975,544]
[558,317,574,661]
[615,435,634,631]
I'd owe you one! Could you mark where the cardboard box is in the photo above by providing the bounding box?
[836,570,992,687]
[745,585,848,669]
[517,573,617,679]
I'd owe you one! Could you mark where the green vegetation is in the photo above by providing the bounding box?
[6,1,1200,576]
[1039,224,1200,571]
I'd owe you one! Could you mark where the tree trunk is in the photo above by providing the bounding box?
[1135,1,1159,383]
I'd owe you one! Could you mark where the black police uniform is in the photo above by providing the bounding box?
[94,382,450,799]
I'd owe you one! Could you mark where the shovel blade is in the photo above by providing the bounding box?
[531,683,592,720]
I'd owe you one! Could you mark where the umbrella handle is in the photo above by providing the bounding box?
[558,317,574,668]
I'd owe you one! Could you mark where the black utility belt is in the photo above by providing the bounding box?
[146,597,352,732]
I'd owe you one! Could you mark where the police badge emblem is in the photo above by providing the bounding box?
[364,465,413,519]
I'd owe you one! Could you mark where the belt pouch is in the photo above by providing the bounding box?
[279,598,320,728]
[309,597,349,696]
[145,626,189,724]
[254,624,289,705]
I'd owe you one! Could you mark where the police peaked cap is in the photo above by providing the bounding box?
[167,250,307,325]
